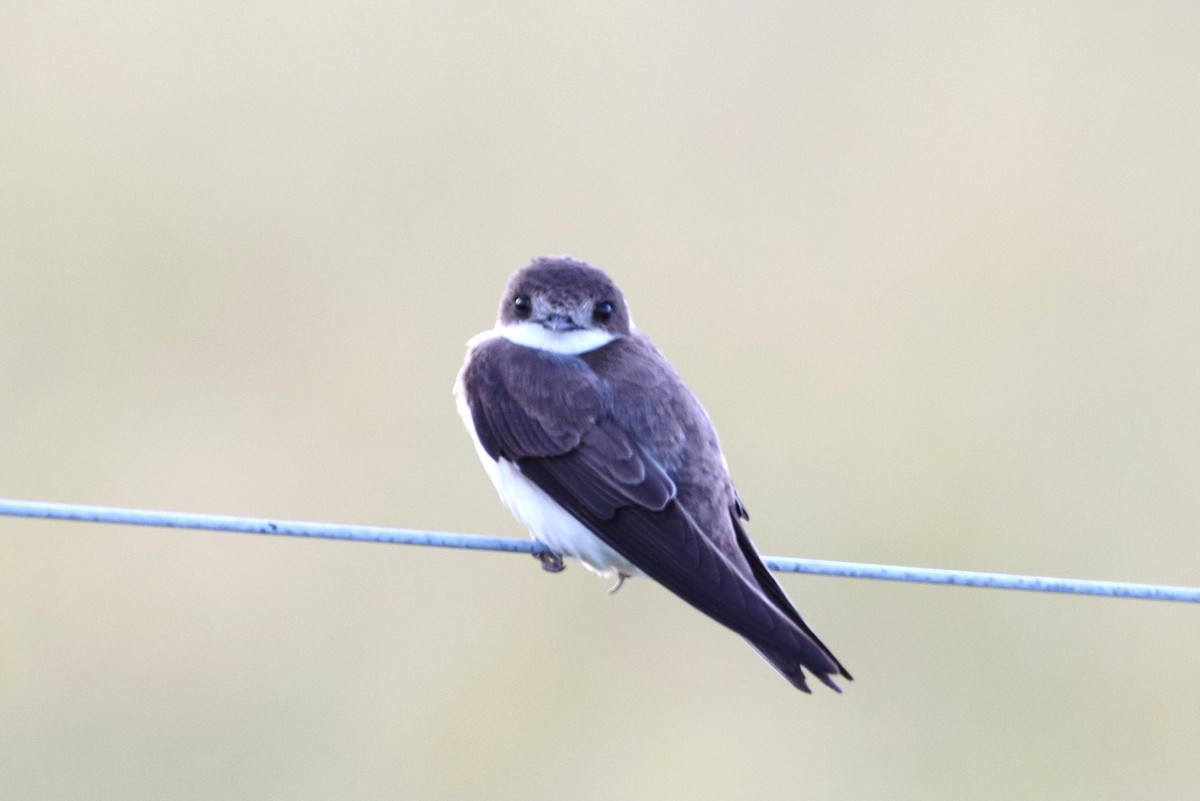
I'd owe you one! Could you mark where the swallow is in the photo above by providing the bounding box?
[455,256,850,692]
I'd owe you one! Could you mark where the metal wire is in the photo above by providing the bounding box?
[2,498,1197,603]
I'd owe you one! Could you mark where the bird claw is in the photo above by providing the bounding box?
[606,572,630,594]
[534,551,566,573]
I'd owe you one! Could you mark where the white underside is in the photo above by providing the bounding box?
[455,324,639,579]
[480,452,639,578]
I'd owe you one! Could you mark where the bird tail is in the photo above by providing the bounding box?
[729,515,852,692]
[749,640,847,694]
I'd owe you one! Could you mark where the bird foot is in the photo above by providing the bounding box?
[606,572,630,594]
[534,551,566,573]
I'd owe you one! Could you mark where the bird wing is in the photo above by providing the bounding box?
[464,339,675,513]
[729,514,852,681]
[462,338,845,691]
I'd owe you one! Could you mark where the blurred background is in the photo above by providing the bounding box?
[2,1,1198,799]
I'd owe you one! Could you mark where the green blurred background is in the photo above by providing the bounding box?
[2,1,1198,799]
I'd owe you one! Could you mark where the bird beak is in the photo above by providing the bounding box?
[543,313,581,332]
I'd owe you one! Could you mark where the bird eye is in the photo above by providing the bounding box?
[593,300,614,322]
[513,294,532,319]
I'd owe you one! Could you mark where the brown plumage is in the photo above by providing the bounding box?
[456,257,850,692]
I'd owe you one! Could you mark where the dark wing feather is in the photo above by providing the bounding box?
[526,423,675,518]
[521,456,843,691]
[463,341,674,513]
[730,514,852,683]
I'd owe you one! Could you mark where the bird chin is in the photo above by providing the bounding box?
[494,321,616,355]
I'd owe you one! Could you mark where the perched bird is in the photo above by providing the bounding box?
[454,257,850,692]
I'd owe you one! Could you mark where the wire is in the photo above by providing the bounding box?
[2,498,1197,603]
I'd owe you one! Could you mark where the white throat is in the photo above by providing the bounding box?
[473,321,617,355]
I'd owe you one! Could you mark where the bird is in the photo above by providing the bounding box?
[454,256,850,692]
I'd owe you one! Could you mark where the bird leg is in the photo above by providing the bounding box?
[534,551,566,573]
[606,571,631,594]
